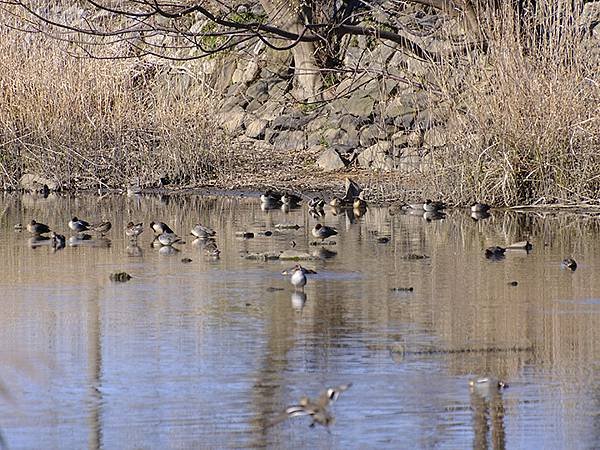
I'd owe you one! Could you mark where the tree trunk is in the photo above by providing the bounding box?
[260,0,323,100]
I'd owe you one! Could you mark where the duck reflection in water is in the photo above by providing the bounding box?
[158,245,179,256]
[67,235,111,248]
[291,291,307,311]
[28,235,51,248]
[192,238,220,259]
[469,377,507,450]
[126,243,143,257]
[471,210,491,221]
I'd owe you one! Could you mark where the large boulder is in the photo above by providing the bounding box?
[270,113,311,131]
[245,119,269,139]
[359,124,389,147]
[246,80,269,100]
[345,93,375,117]
[217,105,245,134]
[272,130,306,151]
[357,141,395,171]
[255,101,285,121]
[316,147,347,171]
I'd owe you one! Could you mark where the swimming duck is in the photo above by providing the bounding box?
[329,196,347,208]
[469,377,508,400]
[312,223,338,241]
[471,202,491,213]
[68,217,90,233]
[561,257,577,271]
[308,197,325,210]
[353,197,367,209]
[423,199,446,212]
[150,221,174,235]
[191,223,216,239]
[272,383,352,428]
[50,232,66,250]
[125,222,144,239]
[404,202,424,210]
[281,192,302,205]
[91,221,112,236]
[282,264,317,290]
[27,220,51,235]
[157,232,182,246]
[507,240,533,251]
[260,190,281,204]
[485,246,506,259]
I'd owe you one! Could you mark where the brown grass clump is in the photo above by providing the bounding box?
[429,1,600,206]
[0,22,233,191]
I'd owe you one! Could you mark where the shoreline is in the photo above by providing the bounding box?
[8,182,600,212]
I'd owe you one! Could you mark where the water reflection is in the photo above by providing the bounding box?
[291,291,307,311]
[0,192,600,448]
[470,378,507,449]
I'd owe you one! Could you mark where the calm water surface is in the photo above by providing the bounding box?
[0,193,599,449]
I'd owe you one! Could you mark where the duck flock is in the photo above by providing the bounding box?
[16,183,579,429]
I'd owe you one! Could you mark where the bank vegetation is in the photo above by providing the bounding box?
[0,1,598,205]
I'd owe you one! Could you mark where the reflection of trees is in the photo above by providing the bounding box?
[470,386,506,450]
[87,288,104,450]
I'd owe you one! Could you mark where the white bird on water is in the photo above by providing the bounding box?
[282,264,317,290]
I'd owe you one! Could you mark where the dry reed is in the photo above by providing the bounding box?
[0,18,233,191]
[426,1,600,206]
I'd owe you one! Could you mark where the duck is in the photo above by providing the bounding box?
[561,257,577,271]
[308,197,325,210]
[26,219,51,235]
[469,377,508,399]
[50,232,66,249]
[404,202,424,210]
[507,240,533,251]
[353,197,367,210]
[68,217,90,233]
[150,221,174,235]
[423,199,446,212]
[329,196,348,208]
[471,202,491,213]
[282,264,317,290]
[191,223,216,239]
[125,222,144,239]
[312,223,338,241]
[281,192,302,205]
[260,190,281,204]
[157,232,183,246]
[271,383,352,428]
[91,221,112,236]
[485,246,506,259]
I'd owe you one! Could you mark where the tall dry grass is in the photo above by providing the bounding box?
[0,22,233,191]
[428,1,600,205]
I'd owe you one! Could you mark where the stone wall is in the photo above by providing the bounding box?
[182,1,600,175]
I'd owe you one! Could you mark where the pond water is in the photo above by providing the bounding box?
[0,192,599,449]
